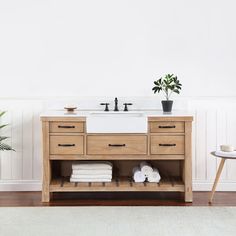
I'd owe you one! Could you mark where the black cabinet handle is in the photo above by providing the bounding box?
[159,144,176,147]
[158,125,176,129]
[58,144,76,147]
[108,144,126,147]
[58,125,75,129]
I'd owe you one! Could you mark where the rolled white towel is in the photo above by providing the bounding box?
[72,161,112,170]
[132,167,146,183]
[70,178,112,182]
[72,169,112,175]
[71,174,112,179]
[147,168,161,183]
[140,161,153,177]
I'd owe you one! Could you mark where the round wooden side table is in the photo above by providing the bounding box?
[209,151,236,203]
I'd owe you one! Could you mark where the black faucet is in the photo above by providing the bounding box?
[114,97,119,111]
[100,103,110,111]
[123,103,133,111]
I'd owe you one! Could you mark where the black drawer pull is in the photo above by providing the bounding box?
[58,144,75,147]
[108,144,126,147]
[158,125,176,129]
[58,125,75,129]
[159,144,176,147]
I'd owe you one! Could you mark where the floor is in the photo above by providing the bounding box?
[0,191,236,206]
[2,207,236,236]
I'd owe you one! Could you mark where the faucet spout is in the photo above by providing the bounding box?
[114,97,119,111]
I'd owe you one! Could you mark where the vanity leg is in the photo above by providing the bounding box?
[42,121,51,203]
[184,159,193,202]
[42,185,50,202]
[42,158,51,202]
[184,183,193,202]
[184,122,193,202]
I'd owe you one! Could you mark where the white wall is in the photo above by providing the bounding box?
[1,0,236,97]
[1,1,236,191]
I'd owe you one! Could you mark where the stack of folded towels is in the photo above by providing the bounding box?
[70,161,112,182]
[132,161,161,183]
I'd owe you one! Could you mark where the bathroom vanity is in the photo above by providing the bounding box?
[41,111,193,202]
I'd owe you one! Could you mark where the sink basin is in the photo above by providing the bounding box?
[86,112,147,133]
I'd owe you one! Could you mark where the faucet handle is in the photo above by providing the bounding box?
[100,103,110,112]
[123,103,133,112]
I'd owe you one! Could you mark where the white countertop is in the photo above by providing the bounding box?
[40,110,194,118]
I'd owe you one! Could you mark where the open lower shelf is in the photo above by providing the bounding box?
[50,177,185,192]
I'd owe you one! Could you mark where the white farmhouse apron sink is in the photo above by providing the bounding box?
[86,112,147,133]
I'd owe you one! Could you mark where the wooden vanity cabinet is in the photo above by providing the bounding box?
[41,115,193,203]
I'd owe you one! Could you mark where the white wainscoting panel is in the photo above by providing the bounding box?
[0,97,236,191]
[0,100,44,190]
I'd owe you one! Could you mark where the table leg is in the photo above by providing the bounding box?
[209,158,226,203]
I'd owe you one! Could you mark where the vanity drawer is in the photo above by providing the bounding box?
[50,122,84,133]
[150,135,184,155]
[150,121,184,133]
[87,135,147,155]
[50,136,84,155]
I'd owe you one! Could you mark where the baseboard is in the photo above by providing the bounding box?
[0,180,42,191]
[1,180,236,191]
[193,182,236,191]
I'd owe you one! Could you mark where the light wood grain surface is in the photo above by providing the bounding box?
[41,116,193,202]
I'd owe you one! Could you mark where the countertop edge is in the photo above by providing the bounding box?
[40,110,194,122]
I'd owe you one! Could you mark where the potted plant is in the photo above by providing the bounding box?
[152,74,182,112]
[0,111,14,151]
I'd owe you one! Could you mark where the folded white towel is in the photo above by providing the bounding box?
[70,178,112,182]
[215,150,236,158]
[71,174,112,179]
[72,169,112,175]
[72,161,112,170]
[147,168,161,183]
[132,167,146,183]
[140,161,153,177]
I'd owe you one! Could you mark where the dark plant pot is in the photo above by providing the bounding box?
[161,100,173,113]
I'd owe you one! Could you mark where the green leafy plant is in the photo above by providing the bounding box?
[0,111,15,151]
[152,74,182,100]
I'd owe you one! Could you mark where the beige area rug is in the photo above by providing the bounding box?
[0,207,236,236]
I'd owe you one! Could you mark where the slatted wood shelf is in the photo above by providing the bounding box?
[50,177,184,192]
